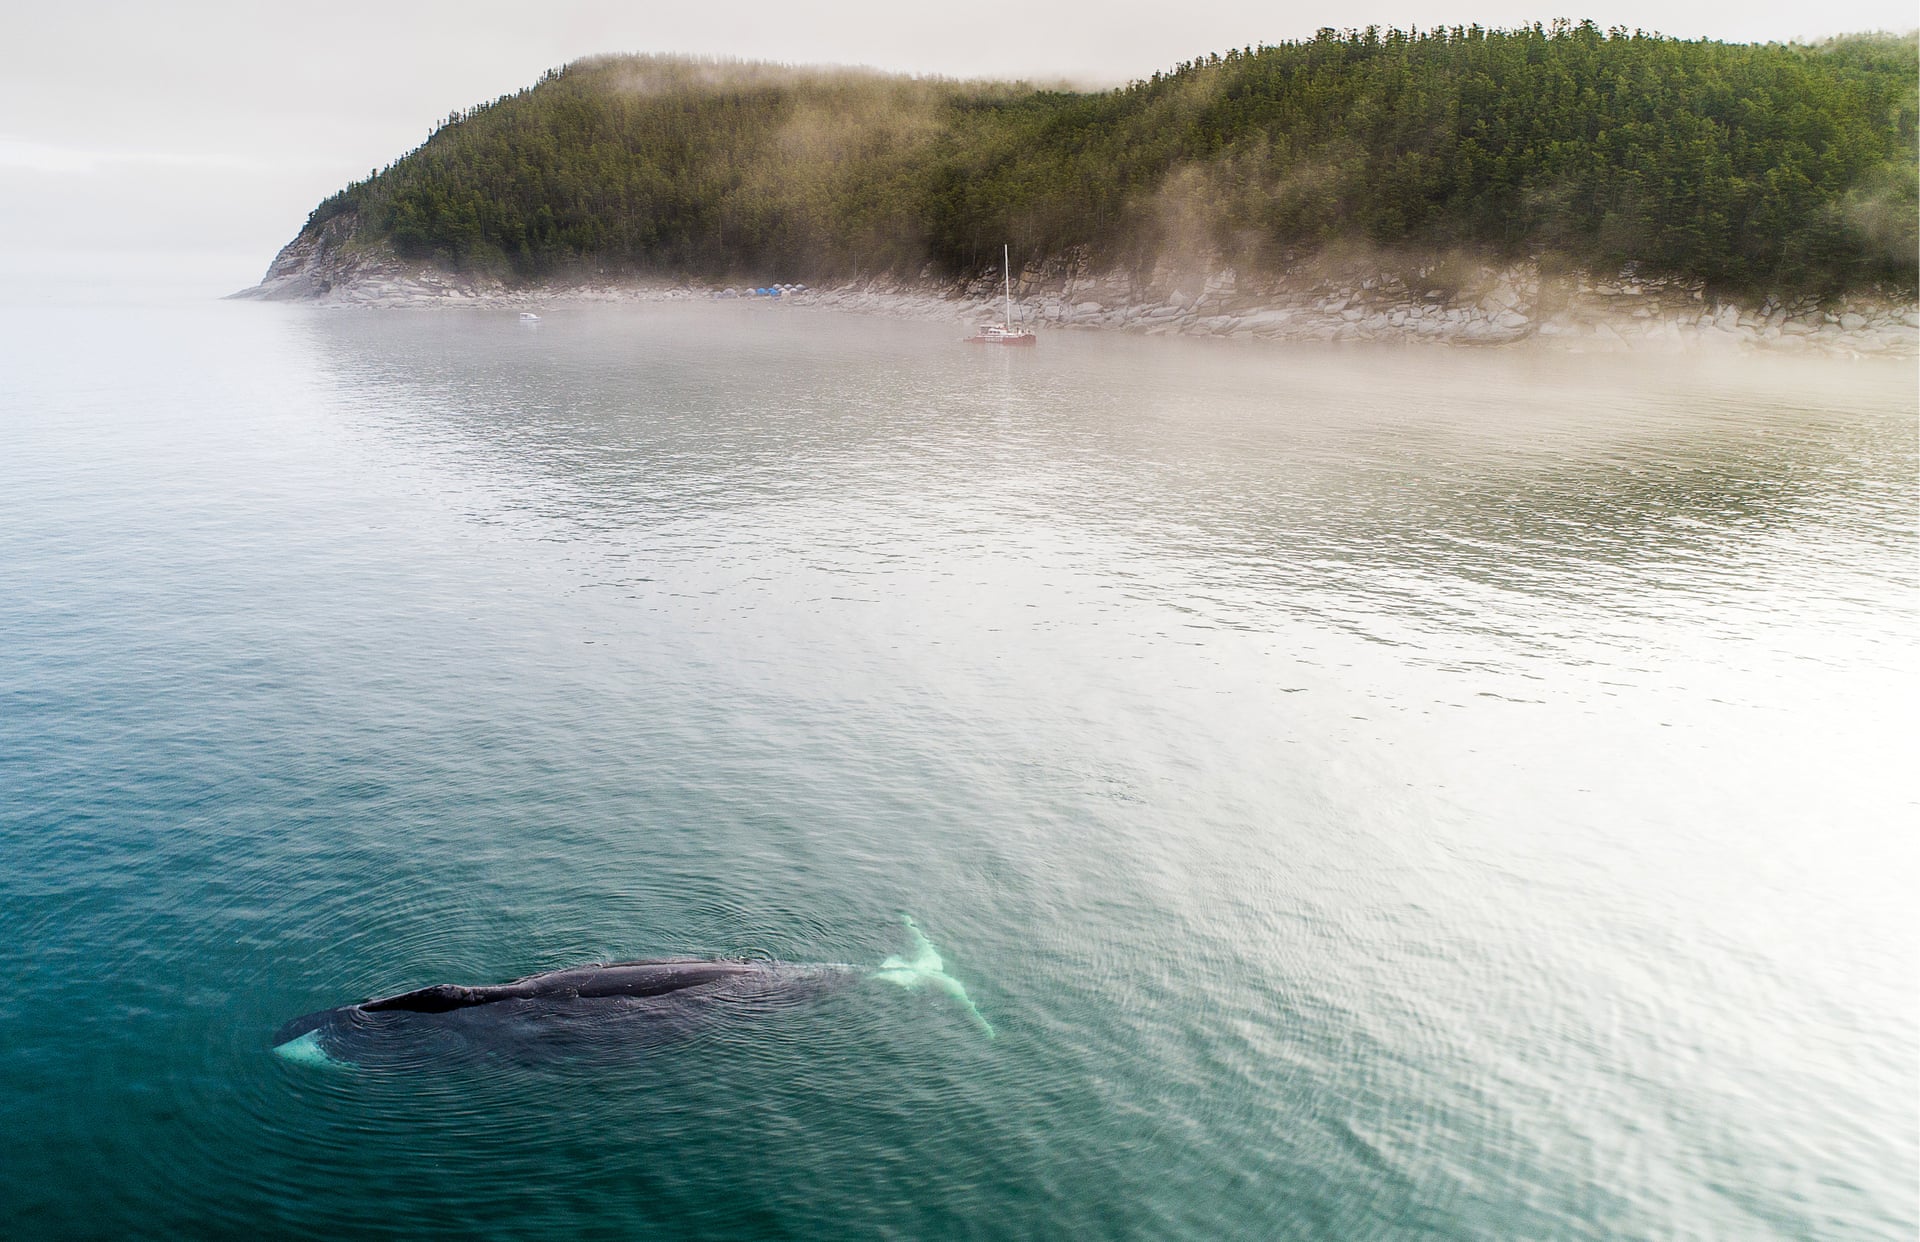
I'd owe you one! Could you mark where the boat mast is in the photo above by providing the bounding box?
[1003,243,1013,327]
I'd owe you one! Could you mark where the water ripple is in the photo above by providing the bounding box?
[1,302,1912,1238]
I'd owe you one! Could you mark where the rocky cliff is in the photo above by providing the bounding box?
[231,211,506,303]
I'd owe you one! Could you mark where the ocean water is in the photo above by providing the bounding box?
[1,297,1913,1239]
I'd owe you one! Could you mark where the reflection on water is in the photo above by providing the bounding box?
[303,306,1914,663]
[1,300,1914,1238]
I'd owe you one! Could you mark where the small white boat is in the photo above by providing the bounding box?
[965,245,1036,345]
[519,311,541,322]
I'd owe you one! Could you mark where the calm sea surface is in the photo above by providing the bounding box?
[1,298,1914,1239]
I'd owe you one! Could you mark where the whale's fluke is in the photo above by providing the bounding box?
[871,914,995,1038]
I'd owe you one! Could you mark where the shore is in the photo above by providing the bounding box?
[234,226,1919,358]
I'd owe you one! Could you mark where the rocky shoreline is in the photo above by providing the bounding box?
[235,221,1918,358]
[806,262,1919,358]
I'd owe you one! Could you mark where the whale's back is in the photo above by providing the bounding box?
[273,959,849,1067]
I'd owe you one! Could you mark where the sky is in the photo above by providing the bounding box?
[2,1,1913,297]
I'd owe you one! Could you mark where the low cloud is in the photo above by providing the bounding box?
[0,135,313,176]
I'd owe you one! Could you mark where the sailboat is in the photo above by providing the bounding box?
[965,245,1037,345]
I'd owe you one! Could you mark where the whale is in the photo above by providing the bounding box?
[273,916,991,1068]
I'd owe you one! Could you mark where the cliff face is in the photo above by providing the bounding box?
[231,213,361,300]
[230,212,506,304]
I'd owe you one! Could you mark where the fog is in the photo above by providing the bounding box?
[2,1,1916,301]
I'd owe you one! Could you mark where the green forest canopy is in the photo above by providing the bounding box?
[305,24,1919,296]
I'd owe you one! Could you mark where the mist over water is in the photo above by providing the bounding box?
[1,299,1913,1238]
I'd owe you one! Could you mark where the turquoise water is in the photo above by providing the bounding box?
[2,299,1914,1238]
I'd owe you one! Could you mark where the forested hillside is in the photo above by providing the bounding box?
[302,25,1918,295]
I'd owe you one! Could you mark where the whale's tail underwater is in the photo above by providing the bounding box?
[871,914,994,1038]
[273,914,990,1069]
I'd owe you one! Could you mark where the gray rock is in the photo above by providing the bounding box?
[1480,280,1522,312]
[1237,310,1294,331]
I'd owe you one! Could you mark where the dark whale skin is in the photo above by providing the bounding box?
[273,958,852,1067]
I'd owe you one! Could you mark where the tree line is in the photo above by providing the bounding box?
[304,26,1918,296]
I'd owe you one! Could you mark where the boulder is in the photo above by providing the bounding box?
[1479,280,1522,312]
